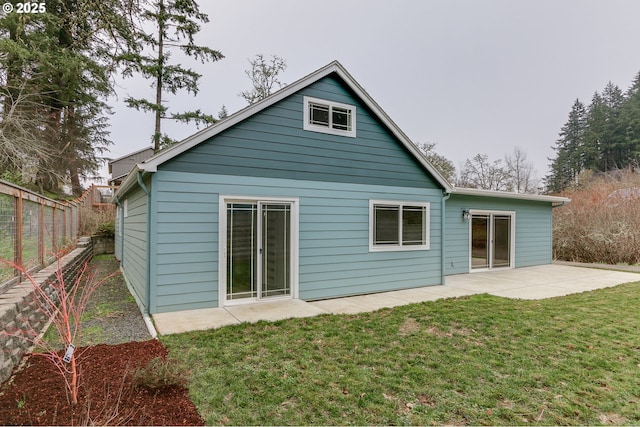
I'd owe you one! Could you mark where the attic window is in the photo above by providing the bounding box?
[303,96,356,137]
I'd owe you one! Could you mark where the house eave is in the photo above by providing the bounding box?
[452,187,571,203]
[112,164,146,201]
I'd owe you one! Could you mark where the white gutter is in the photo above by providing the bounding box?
[441,191,451,285]
[452,187,571,203]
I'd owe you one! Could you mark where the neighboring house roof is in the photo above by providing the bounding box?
[108,147,155,166]
[452,187,570,204]
[108,172,128,182]
[116,60,454,198]
[108,147,155,175]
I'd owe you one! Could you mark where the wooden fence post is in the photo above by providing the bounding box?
[15,191,23,282]
[39,201,45,267]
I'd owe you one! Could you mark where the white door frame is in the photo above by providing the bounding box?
[468,209,516,272]
[218,195,299,307]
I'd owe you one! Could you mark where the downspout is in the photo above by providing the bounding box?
[552,201,567,209]
[136,171,157,339]
[441,191,451,286]
[114,195,124,263]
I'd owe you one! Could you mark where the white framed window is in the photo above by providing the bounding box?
[369,200,430,251]
[303,96,356,137]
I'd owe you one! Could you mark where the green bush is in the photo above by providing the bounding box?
[95,221,115,237]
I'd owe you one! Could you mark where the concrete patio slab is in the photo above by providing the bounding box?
[308,297,377,315]
[153,307,240,335]
[224,298,327,322]
[151,264,640,334]
[444,264,640,300]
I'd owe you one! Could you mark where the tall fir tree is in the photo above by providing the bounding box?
[546,99,587,192]
[620,71,640,168]
[122,0,224,151]
[547,70,640,192]
[0,0,139,195]
[600,82,625,170]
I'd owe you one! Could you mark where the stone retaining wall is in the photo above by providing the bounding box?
[91,235,114,255]
[0,237,93,383]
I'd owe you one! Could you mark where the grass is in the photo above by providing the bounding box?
[162,282,640,425]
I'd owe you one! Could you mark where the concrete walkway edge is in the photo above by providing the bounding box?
[152,264,640,335]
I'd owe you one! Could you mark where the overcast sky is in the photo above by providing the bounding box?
[104,0,640,184]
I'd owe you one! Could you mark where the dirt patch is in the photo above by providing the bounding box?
[398,318,421,336]
[0,339,204,425]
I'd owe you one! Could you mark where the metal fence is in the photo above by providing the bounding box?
[0,180,116,292]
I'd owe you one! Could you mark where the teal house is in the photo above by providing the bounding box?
[114,61,568,315]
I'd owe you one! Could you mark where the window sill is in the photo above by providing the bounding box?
[369,245,430,252]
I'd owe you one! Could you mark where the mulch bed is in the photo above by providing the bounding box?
[0,339,204,426]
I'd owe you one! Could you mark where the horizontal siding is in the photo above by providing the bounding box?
[150,170,444,312]
[444,195,553,275]
[121,182,149,308]
[151,173,218,313]
[161,75,440,189]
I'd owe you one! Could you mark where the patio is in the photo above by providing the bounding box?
[152,263,640,334]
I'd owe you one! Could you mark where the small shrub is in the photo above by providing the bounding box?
[79,206,115,236]
[1,170,25,186]
[131,357,185,390]
[95,221,115,237]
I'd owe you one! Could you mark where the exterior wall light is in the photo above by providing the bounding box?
[462,209,470,221]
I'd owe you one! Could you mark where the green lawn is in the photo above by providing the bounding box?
[162,282,640,426]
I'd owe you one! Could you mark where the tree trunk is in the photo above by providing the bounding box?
[153,0,165,153]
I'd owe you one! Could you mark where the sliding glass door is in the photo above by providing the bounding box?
[471,214,490,269]
[226,201,292,302]
[470,212,514,270]
[492,215,512,268]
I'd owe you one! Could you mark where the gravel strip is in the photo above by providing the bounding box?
[80,255,152,346]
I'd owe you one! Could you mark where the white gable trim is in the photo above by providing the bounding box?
[131,60,453,192]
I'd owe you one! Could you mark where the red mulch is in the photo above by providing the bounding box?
[0,340,204,426]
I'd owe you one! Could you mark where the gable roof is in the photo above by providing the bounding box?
[116,61,453,197]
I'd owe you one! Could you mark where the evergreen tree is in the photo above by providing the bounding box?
[599,82,625,170]
[0,0,139,195]
[620,71,640,168]
[122,0,224,151]
[547,70,640,192]
[546,99,587,192]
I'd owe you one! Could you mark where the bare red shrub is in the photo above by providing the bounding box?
[1,257,120,405]
[553,169,640,264]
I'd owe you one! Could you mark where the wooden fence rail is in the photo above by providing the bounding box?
[0,180,116,293]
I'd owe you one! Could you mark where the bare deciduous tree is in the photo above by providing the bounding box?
[458,153,509,191]
[239,54,287,105]
[504,146,539,193]
[0,77,58,185]
[415,142,456,182]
